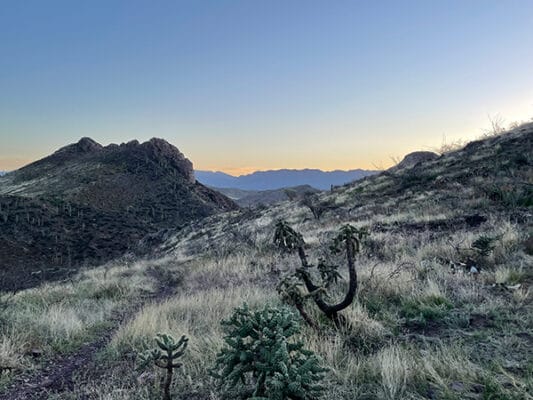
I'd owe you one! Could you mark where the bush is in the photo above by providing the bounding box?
[211,304,328,399]
[401,296,453,328]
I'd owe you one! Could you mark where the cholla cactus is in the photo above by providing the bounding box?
[211,304,327,399]
[274,221,368,327]
[138,333,188,400]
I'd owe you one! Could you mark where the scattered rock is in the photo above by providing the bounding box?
[30,349,43,358]
[450,381,465,391]
[137,371,155,385]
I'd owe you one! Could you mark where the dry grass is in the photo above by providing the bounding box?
[0,259,159,379]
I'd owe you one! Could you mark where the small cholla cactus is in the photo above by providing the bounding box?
[138,333,188,400]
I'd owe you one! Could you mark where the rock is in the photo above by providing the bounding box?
[142,138,195,183]
[137,371,155,385]
[30,349,43,358]
[393,151,439,170]
[506,284,521,290]
[470,266,479,274]
[450,381,465,391]
[54,137,103,155]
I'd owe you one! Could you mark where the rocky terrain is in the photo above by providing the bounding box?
[0,138,237,289]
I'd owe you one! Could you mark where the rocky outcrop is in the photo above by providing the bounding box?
[392,151,439,171]
[141,138,195,183]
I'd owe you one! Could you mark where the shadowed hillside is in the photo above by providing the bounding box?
[0,138,237,289]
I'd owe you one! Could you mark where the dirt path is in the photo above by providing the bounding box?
[0,269,176,400]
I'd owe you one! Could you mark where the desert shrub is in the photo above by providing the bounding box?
[485,184,533,208]
[471,235,497,259]
[300,193,336,220]
[211,304,328,399]
[400,296,453,328]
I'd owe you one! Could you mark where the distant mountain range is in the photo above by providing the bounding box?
[0,171,7,176]
[195,168,379,191]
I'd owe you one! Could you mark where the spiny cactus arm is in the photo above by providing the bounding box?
[295,268,334,315]
[300,225,362,317]
[327,234,358,313]
[274,220,304,252]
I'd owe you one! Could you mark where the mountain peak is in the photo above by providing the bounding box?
[140,138,195,183]
[55,137,103,155]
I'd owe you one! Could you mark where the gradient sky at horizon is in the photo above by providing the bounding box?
[1,0,532,175]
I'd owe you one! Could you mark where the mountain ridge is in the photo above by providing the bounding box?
[196,168,378,190]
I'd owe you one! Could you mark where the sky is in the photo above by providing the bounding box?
[1,0,532,175]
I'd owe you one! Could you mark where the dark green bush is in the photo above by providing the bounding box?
[401,296,453,328]
[211,304,328,399]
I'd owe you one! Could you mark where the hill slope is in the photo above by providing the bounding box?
[148,125,532,399]
[213,184,321,207]
[0,137,237,288]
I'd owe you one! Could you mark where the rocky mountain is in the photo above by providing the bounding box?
[0,137,237,289]
[214,184,321,207]
[196,168,378,191]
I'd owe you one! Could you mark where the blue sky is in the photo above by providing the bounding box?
[1,0,532,173]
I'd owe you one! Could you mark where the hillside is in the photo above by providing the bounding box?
[0,126,531,400]
[0,137,237,289]
[196,168,378,190]
[213,184,321,207]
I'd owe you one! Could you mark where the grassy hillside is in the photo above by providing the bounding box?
[0,125,531,399]
[213,184,321,207]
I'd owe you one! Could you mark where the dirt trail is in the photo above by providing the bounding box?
[0,269,176,400]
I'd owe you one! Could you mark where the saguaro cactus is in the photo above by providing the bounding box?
[274,221,367,326]
[139,333,188,400]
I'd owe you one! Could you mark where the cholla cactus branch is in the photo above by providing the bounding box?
[274,221,367,327]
